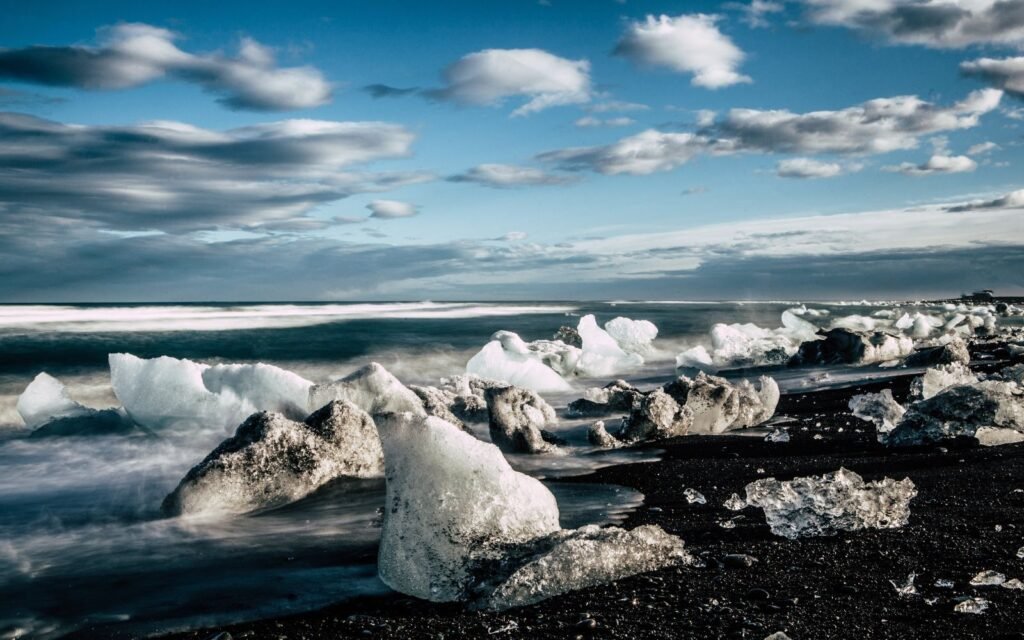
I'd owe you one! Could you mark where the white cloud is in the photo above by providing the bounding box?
[776,158,845,178]
[947,188,1024,211]
[798,0,1024,48]
[717,89,1002,154]
[732,0,785,28]
[447,163,575,188]
[574,116,635,127]
[501,231,528,241]
[367,199,418,219]
[613,14,751,88]
[884,154,977,176]
[538,129,715,175]
[586,100,650,113]
[539,90,1001,175]
[0,24,331,111]
[967,141,999,155]
[432,48,591,116]
[962,57,1024,98]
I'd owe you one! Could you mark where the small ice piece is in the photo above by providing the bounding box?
[675,345,714,370]
[479,524,691,610]
[587,421,622,449]
[162,401,383,516]
[848,389,905,438]
[970,570,1006,587]
[484,385,559,454]
[890,573,918,597]
[1002,578,1024,590]
[684,488,707,505]
[976,427,1024,446]
[16,372,93,429]
[935,579,954,588]
[910,363,978,400]
[604,316,658,355]
[719,519,737,529]
[1017,546,1024,559]
[723,493,747,511]
[954,597,989,614]
[376,413,560,602]
[765,428,790,443]
[744,468,917,539]
[576,315,644,377]
[763,633,792,640]
[309,363,424,416]
[568,380,641,417]
[466,338,572,393]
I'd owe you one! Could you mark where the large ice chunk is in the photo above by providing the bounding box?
[110,353,235,430]
[886,381,1024,446]
[675,310,818,372]
[604,317,658,355]
[201,363,311,419]
[309,362,424,416]
[376,413,561,602]
[110,353,314,432]
[745,468,917,539]
[485,385,560,454]
[666,373,779,435]
[466,340,572,393]
[576,314,643,377]
[619,388,693,442]
[904,338,970,367]
[162,401,382,516]
[16,372,92,429]
[479,524,692,610]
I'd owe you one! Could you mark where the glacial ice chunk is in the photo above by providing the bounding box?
[789,329,913,366]
[604,317,658,355]
[849,389,905,438]
[954,597,989,614]
[309,363,424,416]
[904,338,970,367]
[619,388,692,442]
[485,385,559,454]
[202,362,312,419]
[568,380,641,417]
[886,381,1024,446]
[684,488,706,505]
[910,363,978,400]
[16,372,93,429]
[676,312,813,372]
[667,373,779,435]
[110,353,237,431]
[744,468,917,539]
[479,524,691,610]
[162,401,383,516]
[466,340,572,393]
[970,570,1006,587]
[376,412,560,602]
[576,315,643,377]
[587,421,621,448]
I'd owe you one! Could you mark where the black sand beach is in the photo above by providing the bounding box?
[126,342,1024,640]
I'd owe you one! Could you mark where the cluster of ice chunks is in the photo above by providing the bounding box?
[465,314,656,391]
[110,353,313,432]
[162,400,383,516]
[676,310,819,371]
[744,468,917,539]
[848,361,1024,446]
[375,411,690,608]
[585,372,780,447]
[788,328,914,367]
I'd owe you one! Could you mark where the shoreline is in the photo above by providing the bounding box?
[100,350,1024,640]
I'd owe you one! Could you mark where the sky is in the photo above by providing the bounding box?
[0,0,1022,302]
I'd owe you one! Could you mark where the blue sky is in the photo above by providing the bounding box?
[0,0,1022,300]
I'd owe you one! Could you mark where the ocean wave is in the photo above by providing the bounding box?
[0,303,576,334]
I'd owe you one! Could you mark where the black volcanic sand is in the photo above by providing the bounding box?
[113,350,1024,640]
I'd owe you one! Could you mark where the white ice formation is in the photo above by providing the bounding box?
[110,353,312,431]
[17,372,94,429]
[375,411,689,608]
[465,314,657,391]
[309,362,423,416]
[744,468,917,539]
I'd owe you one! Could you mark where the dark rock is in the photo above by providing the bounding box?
[554,325,583,348]
[485,386,558,454]
[29,409,138,438]
[904,338,970,367]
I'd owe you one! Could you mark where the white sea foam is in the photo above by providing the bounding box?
[0,303,576,334]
